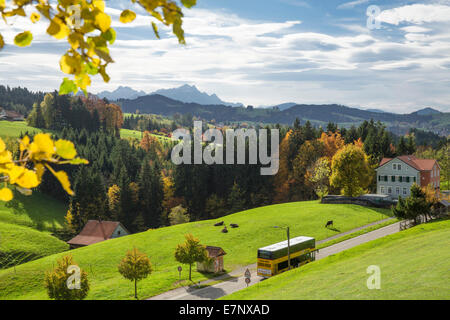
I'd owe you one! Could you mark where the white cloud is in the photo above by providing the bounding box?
[337,0,369,10]
[0,4,450,112]
[377,4,450,25]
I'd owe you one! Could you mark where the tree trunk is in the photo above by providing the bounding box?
[189,263,192,281]
[135,279,138,300]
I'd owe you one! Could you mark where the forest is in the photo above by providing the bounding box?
[1,86,448,237]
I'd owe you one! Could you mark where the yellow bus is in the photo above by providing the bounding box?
[257,236,316,278]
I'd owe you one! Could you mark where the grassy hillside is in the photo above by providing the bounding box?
[0,190,69,269]
[0,191,67,231]
[0,120,42,138]
[0,221,69,269]
[0,201,391,300]
[223,220,450,300]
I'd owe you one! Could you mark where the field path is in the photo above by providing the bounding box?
[148,218,399,300]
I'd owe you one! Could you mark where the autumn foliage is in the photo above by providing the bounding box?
[0,133,88,202]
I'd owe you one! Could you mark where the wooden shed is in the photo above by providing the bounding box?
[197,246,226,273]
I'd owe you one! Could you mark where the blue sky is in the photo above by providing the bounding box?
[1,0,450,113]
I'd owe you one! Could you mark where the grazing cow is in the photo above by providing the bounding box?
[214,221,224,226]
[325,220,333,228]
[221,226,228,233]
[230,223,239,228]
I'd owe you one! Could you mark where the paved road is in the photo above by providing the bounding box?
[148,220,400,300]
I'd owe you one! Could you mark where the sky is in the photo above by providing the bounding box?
[0,0,450,113]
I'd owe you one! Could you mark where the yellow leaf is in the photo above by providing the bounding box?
[29,133,55,160]
[0,150,13,166]
[93,0,105,12]
[16,169,39,189]
[54,170,74,195]
[60,54,82,75]
[14,31,33,47]
[20,135,30,152]
[0,34,4,49]
[77,73,91,90]
[68,33,84,50]
[47,17,70,39]
[119,10,136,24]
[0,188,13,201]
[30,12,40,23]
[95,11,111,32]
[55,139,77,159]
[0,137,5,152]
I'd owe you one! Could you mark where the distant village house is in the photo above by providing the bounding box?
[67,220,129,249]
[0,108,25,121]
[376,155,440,199]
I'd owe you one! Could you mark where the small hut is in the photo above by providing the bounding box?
[197,246,226,273]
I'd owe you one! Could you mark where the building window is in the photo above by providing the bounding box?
[388,187,392,194]
[381,187,385,194]
[396,187,400,195]
[398,164,401,170]
[378,175,381,181]
[406,176,410,183]
[384,176,388,182]
[414,177,416,182]
[393,164,397,170]
[391,176,396,182]
[403,188,407,195]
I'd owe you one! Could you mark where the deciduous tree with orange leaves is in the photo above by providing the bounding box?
[319,131,345,160]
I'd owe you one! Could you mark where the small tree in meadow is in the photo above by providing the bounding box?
[393,183,433,225]
[118,248,153,300]
[44,255,89,300]
[168,205,190,225]
[174,234,208,281]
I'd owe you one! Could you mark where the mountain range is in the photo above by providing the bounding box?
[116,94,448,136]
[97,84,243,107]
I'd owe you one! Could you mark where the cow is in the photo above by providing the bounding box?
[230,223,239,228]
[221,226,228,233]
[214,221,224,226]
[325,220,333,228]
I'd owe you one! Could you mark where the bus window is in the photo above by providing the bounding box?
[277,260,288,271]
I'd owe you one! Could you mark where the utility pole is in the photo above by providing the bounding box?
[274,226,291,270]
[287,226,291,270]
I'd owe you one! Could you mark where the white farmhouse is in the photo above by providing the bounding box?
[376,155,440,199]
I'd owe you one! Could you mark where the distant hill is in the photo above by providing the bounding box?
[117,95,449,136]
[152,84,243,107]
[412,107,442,116]
[262,102,297,111]
[366,108,387,113]
[97,86,147,101]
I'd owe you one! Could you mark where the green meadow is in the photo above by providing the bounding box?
[0,201,391,300]
[223,219,450,300]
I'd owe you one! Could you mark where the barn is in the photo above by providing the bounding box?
[67,220,129,249]
[197,246,227,273]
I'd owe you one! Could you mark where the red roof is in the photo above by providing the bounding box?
[67,220,124,246]
[379,155,439,171]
